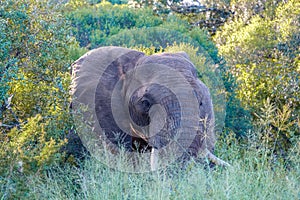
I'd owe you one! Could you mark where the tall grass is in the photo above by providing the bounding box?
[25,139,299,200]
[2,100,299,200]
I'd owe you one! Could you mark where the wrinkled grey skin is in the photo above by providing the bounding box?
[71,46,228,169]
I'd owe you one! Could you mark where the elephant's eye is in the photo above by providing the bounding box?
[141,99,151,112]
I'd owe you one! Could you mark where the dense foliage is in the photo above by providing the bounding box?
[0,1,76,198]
[128,0,232,34]
[214,0,300,156]
[66,1,162,48]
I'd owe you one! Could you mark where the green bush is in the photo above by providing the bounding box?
[103,26,195,49]
[0,1,74,198]
[103,21,219,61]
[66,1,162,48]
[0,1,29,119]
[214,0,300,154]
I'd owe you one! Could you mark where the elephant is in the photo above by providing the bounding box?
[71,46,229,171]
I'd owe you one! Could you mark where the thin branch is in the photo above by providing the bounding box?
[0,123,14,128]
[1,95,21,129]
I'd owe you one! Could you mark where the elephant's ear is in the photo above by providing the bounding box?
[71,46,144,151]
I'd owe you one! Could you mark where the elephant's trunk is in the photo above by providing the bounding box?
[145,81,229,169]
[146,84,200,169]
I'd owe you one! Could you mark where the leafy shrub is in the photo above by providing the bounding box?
[214,0,300,154]
[66,1,162,48]
[103,26,195,49]
[0,1,29,120]
[253,99,299,159]
[103,22,219,61]
[0,0,74,198]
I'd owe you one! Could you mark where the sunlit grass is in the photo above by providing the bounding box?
[26,141,299,200]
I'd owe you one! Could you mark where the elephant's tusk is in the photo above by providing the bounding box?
[203,149,231,167]
[130,123,148,142]
[150,148,159,171]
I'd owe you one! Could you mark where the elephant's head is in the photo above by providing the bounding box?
[71,46,229,171]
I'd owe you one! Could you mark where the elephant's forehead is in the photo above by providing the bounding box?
[133,85,147,97]
[137,54,198,78]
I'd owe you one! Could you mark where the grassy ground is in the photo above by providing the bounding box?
[25,141,299,200]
